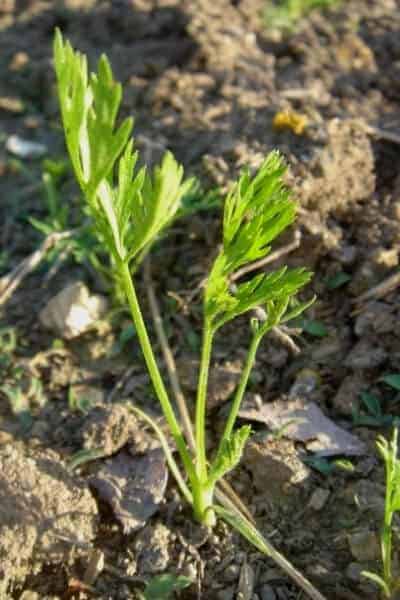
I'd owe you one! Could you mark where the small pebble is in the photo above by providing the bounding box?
[308,488,330,511]
[260,584,277,600]
[346,562,364,583]
[182,561,197,580]
[223,563,240,583]
[348,531,380,561]
[9,51,29,71]
[6,135,47,159]
[217,587,235,600]
[238,562,255,600]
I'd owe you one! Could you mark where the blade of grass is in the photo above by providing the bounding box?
[215,505,327,600]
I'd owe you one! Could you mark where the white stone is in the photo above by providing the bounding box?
[39,281,108,339]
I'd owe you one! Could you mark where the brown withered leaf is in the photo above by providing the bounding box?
[90,449,168,533]
[239,397,366,457]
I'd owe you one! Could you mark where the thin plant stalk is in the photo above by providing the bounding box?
[382,428,397,593]
[218,331,261,450]
[195,321,214,480]
[120,260,195,482]
[193,320,217,526]
[382,503,393,591]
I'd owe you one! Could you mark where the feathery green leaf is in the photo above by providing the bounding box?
[54,29,192,264]
[205,152,312,331]
[208,425,251,487]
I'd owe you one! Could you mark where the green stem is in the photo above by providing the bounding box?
[192,484,216,527]
[382,522,392,594]
[218,332,261,450]
[195,320,214,480]
[120,260,195,482]
[382,476,393,592]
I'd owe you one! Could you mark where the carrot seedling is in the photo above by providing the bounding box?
[53,30,323,599]
[363,428,400,598]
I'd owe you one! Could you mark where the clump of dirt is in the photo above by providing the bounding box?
[0,444,98,595]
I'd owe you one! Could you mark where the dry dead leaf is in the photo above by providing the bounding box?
[239,397,366,457]
[90,449,168,533]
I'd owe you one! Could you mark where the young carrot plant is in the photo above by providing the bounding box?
[53,31,322,597]
[363,428,400,598]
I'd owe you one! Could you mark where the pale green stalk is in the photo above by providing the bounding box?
[195,320,214,480]
[119,260,196,483]
[381,428,397,595]
[218,331,261,452]
[193,320,216,526]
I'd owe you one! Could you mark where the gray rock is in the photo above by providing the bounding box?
[79,404,154,457]
[354,302,395,336]
[348,531,380,562]
[90,449,168,534]
[308,488,330,511]
[134,522,171,574]
[345,340,387,370]
[217,587,235,600]
[244,438,310,504]
[344,480,385,520]
[238,562,255,600]
[332,375,365,416]
[346,562,364,583]
[223,563,240,583]
[260,584,277,600]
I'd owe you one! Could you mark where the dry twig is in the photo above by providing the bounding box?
[144,257,196,450]
[358,122,400,145]
[353,271,400,305]
[0,229,75,306]
[270,325,301,355]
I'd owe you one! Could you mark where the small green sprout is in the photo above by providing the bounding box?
[299,318,327,338]
[53,31,321,597]
[0,376,46,429]
[29,160,70,235]
[352,390,399,429]
[264,0,339,32]
[140,573,192,600]
[68,385,94,414]
[363,429,400,598]
[325,271,351,290]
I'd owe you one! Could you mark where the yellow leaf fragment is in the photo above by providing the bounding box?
[273,110,308,135]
